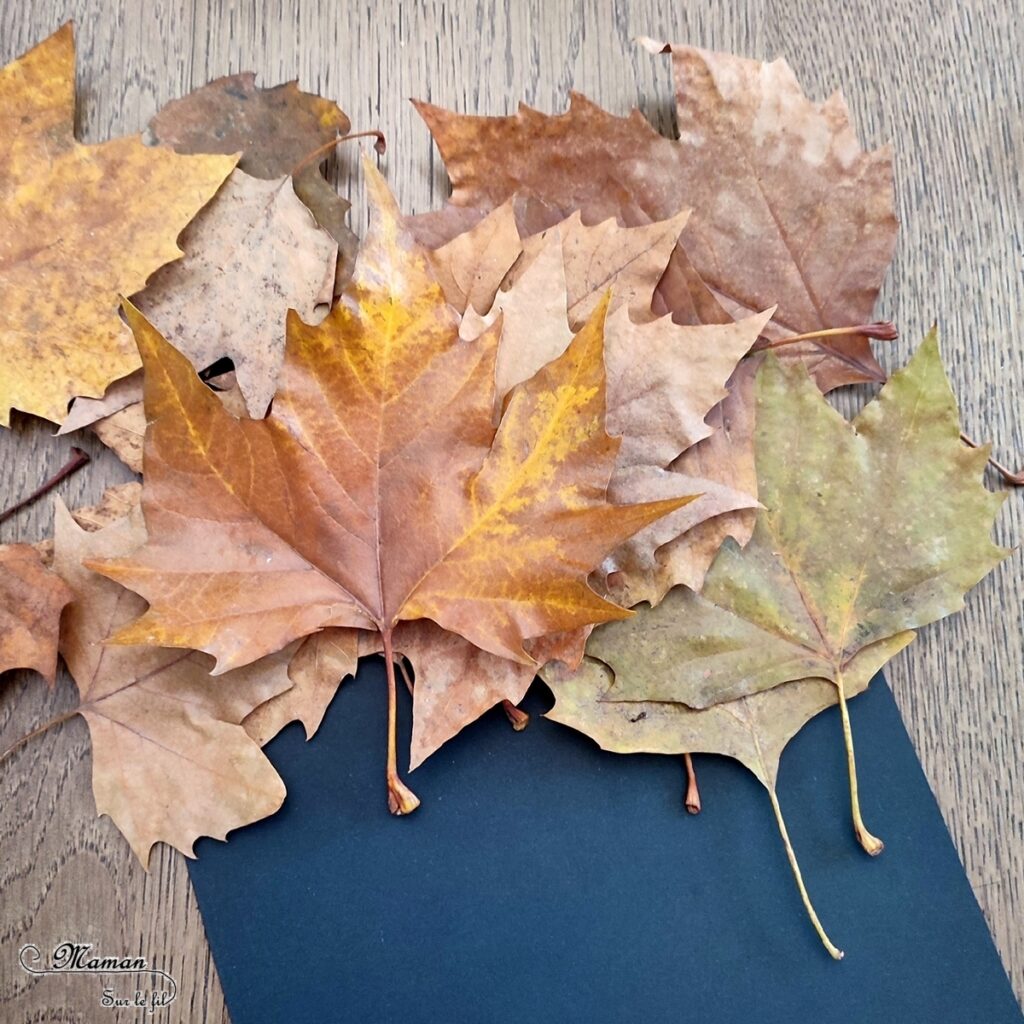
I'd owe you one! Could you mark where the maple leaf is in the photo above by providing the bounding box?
[545,636,911,959]
[134,170,338,416]
[0,25,237,426]
[61,171,337,425]
[427,200,523,315]
[243,621,535,771]
[243,628,360,745]
[91,158,687,813]
[0,544,72,682]
[585,333,1007,854]
[463,223,769,604]
[411,42,896,390]
[146,70,357,278]
[48,501,292,866]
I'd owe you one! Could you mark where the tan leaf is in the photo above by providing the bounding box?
[147,70,357,282]
[52,500,291,867]
[243,628,359,745]
[0,25,237,425]
[428,200,522,314]
[58,369,143,436]
[515,209,690,328]
[133,170,338,416]
[0,544,72,682]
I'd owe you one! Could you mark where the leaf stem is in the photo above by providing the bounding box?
[835,670,884,855]
[397,653,415,697]
[767,785,844,960]
[501,699,530,731]
[0,708,77,766]
[752,322,898,352]
[289,129,387,179]
[960,432,1023,487]
[0,447,90,526]
[380,628,420,815]
[683,753,701,814]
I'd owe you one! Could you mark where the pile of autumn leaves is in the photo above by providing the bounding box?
[0,26,1009,960]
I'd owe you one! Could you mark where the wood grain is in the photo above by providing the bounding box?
[1,1,1021,1019]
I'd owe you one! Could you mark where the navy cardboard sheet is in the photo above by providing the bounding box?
[188,664,1022,1024]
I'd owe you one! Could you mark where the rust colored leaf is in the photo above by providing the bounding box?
[412,41,896,390]
[134,170,338,416]
[51,501,291,867]
[147,70,357,284]
[0,25,237,425]
[0,544,72,683]
[90,159,686,811]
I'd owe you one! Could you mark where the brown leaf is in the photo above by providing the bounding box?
[89,160,685,811]
[58,369,144,436]
[147,70,357,285]
[0,25,237,425]
[92,403,146,474]
[427,200,522,314]
[607,360,760,604]
[365,622,537,769]
[52,500,291,867]
[0,544,71,682]
[243,628,359,745]
[133,170,338,416]
[412,41,896,390]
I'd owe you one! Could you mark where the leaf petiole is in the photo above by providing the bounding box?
[0,447,90,526]
[0,708,77,766]
[835,669,884,855]
[502,699,530,731]
[683,753,701,814]
[767,785,844,960]
[381,628,420,816]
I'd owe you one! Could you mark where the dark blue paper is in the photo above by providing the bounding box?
[189,665,1022,1024]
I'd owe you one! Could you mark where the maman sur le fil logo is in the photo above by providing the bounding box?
[18,941,177,1012]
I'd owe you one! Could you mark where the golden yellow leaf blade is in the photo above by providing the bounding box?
[0,25,237,425]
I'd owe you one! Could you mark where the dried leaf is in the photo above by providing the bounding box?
[462,230,573,416]
[90,159,685,811]
[0,25,236,425]
[147,70,357,279]
[608,360,760,604]
[134,170,337,416]
[412,41,896,389]
[0,545,72,682]
[590,333,1007,852]
[243,628,359,745]
[365,622,537,769]
[515,210,690,329]
[52,500,291,867]
[58,369,144,436]
[545,634,911,959]
[428,200,522,314]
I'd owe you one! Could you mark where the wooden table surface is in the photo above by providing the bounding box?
[1,1,1021,1019]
